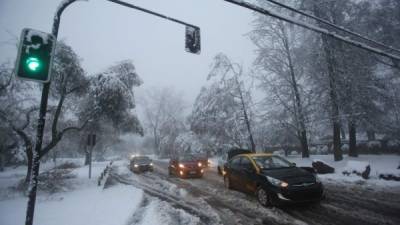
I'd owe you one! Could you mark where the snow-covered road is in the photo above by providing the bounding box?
[110,160,400,225]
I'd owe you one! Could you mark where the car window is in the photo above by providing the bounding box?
[240,157,253,169]
[134,156,151,163]
[230,156,241,166]
[180,154,196,162]
[252,155,292,169]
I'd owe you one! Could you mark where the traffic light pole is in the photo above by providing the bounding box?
[25,2,80,225]
[25,1,200,225]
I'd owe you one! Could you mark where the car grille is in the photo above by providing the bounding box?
[185,165,197,169]
[283,185,323,202]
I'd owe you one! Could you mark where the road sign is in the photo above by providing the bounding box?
[15,28,56,83]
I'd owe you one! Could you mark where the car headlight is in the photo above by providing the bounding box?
[266,176,288,188]
[134,164,139,168]
[198,162,202,167]
[179,163,185,168]
[150,162,153,166]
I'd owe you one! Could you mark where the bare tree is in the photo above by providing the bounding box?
[191,53,256,152]
[251,12,311,157]
[141,87,186,157]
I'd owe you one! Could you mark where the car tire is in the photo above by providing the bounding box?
[224,175,232,189]
[256,187,270,207]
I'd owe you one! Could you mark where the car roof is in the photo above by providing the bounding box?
[237,153,273,157]
[227,149,252,159]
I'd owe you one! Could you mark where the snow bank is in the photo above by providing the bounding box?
[285,154,400,187]
[0,159,144,225]
[140,198,200,225]
[343,160,370,173]
[0,185,143,225]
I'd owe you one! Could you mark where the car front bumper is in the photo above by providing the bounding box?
[274,183,324,203]
[178,168,204,178]
[132,165,154,172]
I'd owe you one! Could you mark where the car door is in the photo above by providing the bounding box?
[236,156,258,193]
[227,156,242,189]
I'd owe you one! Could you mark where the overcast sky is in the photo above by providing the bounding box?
[0,0,258,105]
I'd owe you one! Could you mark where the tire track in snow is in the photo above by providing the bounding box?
[108,169,220,225]
[149,162,307,225]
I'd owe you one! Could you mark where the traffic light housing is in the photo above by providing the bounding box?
[15,28,56,83]
[185,26,201,54]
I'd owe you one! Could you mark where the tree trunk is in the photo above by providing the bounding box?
[300,130,310,158]
[333,122,342,161]
[236,78,256,152]
[0,153,4,172]
[25,150,33,184]
[281,23,309,158]
[313,3,342,161]
[348,120,358,157]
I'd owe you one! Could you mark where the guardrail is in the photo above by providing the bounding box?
[98,161,113,187]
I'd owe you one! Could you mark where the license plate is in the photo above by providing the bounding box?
[189,171,196,175]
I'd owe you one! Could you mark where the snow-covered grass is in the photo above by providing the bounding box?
[283,154,400,188]
[139,198,200,225]
[0,158,144,225]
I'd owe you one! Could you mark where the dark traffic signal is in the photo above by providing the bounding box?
[15,28,56,83]
[185,26,201,54]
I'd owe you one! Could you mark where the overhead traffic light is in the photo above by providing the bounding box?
[15,28,56,83]
[185,26,201,54]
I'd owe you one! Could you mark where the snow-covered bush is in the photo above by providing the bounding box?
[342,161,371,179]
[367,141,381,149]
[290,150,299,155]
[272,150,285,155]
[388,140,400,148]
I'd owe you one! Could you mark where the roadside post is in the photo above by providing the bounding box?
[87,134,96,179]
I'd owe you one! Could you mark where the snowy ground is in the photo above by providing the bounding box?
[282,154,400,188]
[1,154,400,225]
[0,159,143,225]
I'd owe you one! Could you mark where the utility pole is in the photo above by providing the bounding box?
[24,1,201,224]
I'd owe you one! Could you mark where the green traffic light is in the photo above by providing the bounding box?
[26,57,41,72]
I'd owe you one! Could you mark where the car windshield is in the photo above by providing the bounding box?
[134,156,151,163]
[180,155,197,162]
[251,155,293,169]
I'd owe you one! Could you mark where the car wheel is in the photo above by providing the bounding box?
[256,187,270,207]
[224,175,232,189]
[217,166,222,175]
